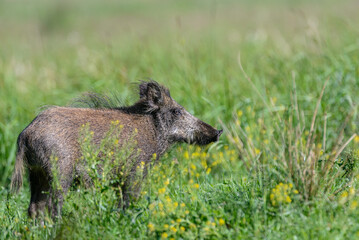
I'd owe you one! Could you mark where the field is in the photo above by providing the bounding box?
[1,0,359,239]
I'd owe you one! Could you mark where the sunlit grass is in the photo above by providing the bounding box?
[1,0,359,239]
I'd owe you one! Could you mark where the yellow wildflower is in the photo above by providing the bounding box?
[158,188,166,194]
[350,200,358,210]
[340,191,349,199]
[164,179,170,186]
[219,218,225,226]
[349,187,355,196]
[270,193,274,201]
[201,160,207,168]
[319,150,324,156]
[190,164,196,170]
[271,97,277,105]
[148,223,155,232]
[161,232,168,239]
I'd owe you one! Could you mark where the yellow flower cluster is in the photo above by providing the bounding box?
[270,183,298,206]
[145,150,231,238]
[183,147,212,178]
[147,194,194,238]
[339,187,357,209]
[183,145,237,174]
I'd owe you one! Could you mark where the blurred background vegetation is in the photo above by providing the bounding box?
[1,0,359,238]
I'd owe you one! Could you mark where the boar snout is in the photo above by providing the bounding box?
[192,121,223,145]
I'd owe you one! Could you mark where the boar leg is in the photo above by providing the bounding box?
[119,181,131,209]
[28,167,50,218]
[47,162,75,219]
[119,177,143,209]
[47,181,72,218]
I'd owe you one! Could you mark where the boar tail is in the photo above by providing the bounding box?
[11,145,25,193]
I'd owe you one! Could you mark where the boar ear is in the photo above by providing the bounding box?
[139,82,163,110]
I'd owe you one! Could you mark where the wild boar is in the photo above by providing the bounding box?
[11,80,222,218]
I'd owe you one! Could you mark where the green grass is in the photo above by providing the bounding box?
[1,0,359,239]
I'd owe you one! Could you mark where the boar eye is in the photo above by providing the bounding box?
[172,108,182,116]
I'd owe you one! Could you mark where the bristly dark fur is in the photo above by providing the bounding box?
[70,81,170,110]
[70,81,171,115]
[70,92,124,109]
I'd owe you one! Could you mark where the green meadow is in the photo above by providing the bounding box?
[1,0,359,239]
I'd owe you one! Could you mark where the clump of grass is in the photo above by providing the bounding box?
[226,62,358,202]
